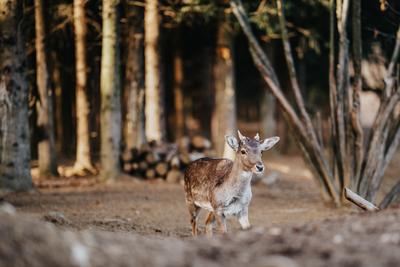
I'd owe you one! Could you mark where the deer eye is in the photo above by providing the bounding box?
[240,149,247,155]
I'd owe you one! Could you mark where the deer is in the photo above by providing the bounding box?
[184,130,280,236]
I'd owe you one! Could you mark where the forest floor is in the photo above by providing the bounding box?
[2,154,400,266]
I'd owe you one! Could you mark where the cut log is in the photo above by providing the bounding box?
[145,169,156,179]
[138,161,148,172]
[166,169,183,184]
[123,162,132,173]
[189,152,205,162]
[190,136,212,151]
[170,155,180,168]
[155,162,169,177]
[179,153,191,166]
[131,163,139,172]
[145,153,158,165]
[121,150,133,163]
[344,188,379,211]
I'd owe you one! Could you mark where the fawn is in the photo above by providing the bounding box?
[184,130,280,236]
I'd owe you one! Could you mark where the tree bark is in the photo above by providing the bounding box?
[260,42,277,138]
[144,0,165,143]
[73,0,95,173]
[35,0,58,177]
[173,44,185,141]
[0,0,33,191]
[124,7,145,151]
[51,51,64,155]
[100,0,122,181]
[260,91,276,138]
[212,17,237,159]
[350,0,364,190]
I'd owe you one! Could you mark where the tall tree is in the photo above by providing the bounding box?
[212,15,237,159]
[100,0,122,181]
[35,0,58,177]
[73,0,95,174]
[144,0,165,143]
[0,0,33,191]
[124,6,145,151]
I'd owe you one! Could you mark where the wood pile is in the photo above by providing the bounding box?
[121,136,212,183]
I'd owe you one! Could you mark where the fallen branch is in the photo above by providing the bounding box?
[345,188,379,211]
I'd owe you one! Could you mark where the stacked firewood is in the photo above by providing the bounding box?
[121,136,212,183]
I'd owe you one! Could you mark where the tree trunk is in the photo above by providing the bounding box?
[173,46,185,141]
[35,0,58,177]
[73,0,95,173]
[261,41,277,138]
[100,0,122,181]
[0,0,33,191]
[124,7,145,151]
[144,0,165,143]
[51,51,63,155]
[260,91,276,137]
[212,17,237,159]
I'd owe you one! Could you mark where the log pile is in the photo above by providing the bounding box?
[121,136,212,183]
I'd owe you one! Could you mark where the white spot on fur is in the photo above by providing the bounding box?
[71,242,90,267]
[194,201,213,211]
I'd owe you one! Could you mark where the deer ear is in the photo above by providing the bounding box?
[260,136,280,151]
[225,135,239,151]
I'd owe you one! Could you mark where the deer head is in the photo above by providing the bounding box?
[225,130,280,174]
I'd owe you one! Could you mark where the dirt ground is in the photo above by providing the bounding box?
[2,155,400,266]
[5,155,352,238]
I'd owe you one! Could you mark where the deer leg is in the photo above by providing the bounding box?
[204,212,216,237]
[214,213,227,234]
[188,204,200,236]
[238,207,251,230]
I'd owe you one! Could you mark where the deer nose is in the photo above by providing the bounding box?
[255,163,264,172]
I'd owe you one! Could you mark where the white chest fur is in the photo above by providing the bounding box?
[214,171,253,216]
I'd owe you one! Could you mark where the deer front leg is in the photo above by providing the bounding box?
[214,213,227,234]
[238,207,251,230]
[204,212,216,237]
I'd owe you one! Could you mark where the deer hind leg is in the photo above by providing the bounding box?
[204,212,216,237]
[188,204,200,236]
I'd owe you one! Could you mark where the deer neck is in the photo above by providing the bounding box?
[227,155,253,185]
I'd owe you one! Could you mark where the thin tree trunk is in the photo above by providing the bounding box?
[350,0,364,190]
[0,0,33,191]
[144,0,165,143]
[100,0,122,181]
[212,17,237,159]
[73,0,95,173]
[51,51,63,155]
[124,10,145,151]
[335,0,350,193]
[261,42,277,138]
[260,92,276,137]
[173,45,185,141]
[35,0,58,177]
